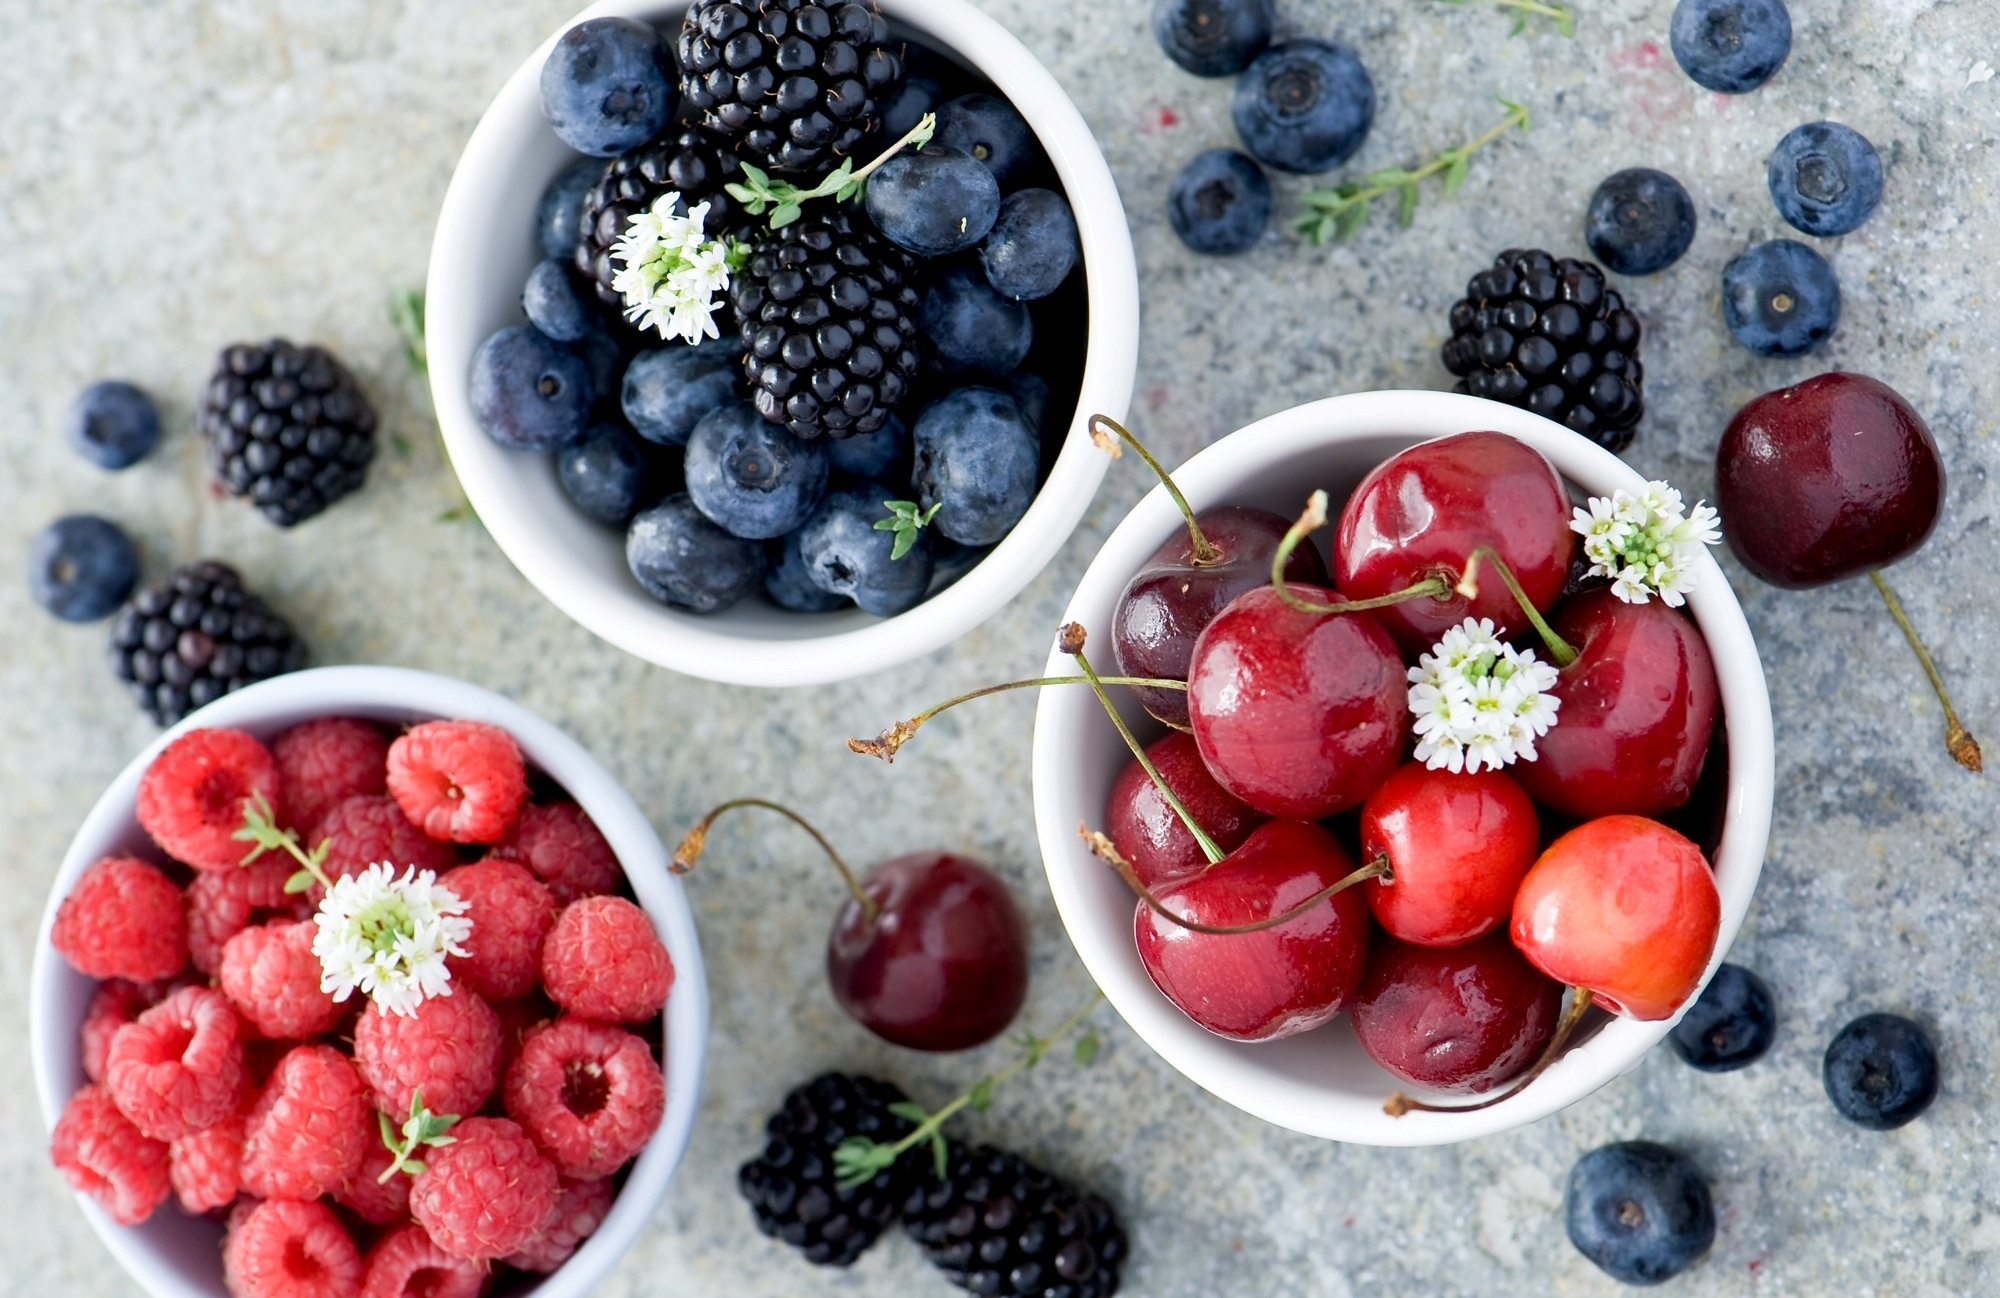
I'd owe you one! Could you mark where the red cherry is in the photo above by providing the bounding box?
[1133,820,1372,1042]
[1106,731,1268,889]
[1359,763,1539,947]
[1186,585,1409,820]
[1513,588,1719,818]
[1509,816,1719,1022]
[1349,929,1563,1095]
[1335,431,1574,653]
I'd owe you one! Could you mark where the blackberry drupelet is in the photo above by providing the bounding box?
[677,0,903,175]
[199,340,377,527]
[573,129,747,310]
[731,207,921,439]
[737,1073,919,1266]
[1441,249,1645,453]
[108,562,307,726]
[904,1143,1127,1298]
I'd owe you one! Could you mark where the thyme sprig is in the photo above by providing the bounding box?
[725,113,936,230]
[1438,0,1575,38]
[1298,96,1531,246]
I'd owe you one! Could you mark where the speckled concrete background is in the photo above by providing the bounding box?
[2,1,1996,1294]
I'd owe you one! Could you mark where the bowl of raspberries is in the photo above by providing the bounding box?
[427,0,1139,686]
[30,665,708,1298]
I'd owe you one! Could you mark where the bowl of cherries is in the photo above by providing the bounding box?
[1029,390,1775,1145]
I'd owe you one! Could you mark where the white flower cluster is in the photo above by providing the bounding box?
[1407,618,1561,774]
[1570,480,1722,608]
[610,193,742,345]
[312,863,473,1017]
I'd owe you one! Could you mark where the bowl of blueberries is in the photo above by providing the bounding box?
[427,0,1138,686]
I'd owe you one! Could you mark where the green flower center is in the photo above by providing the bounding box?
[351,895,416,955]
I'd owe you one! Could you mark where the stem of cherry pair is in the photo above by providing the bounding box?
[1383,984,1595,1117]
[672,796,880,923]
[1088,414,1221,567]
[847,673,1189,763]
[1871,570,1982,772]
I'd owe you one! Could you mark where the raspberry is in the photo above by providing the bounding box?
[105,984,246,1140]
[502,1176,615,1273]
[80,979,155,1083]
[494,989,559,1076]
[273,717,389,834]
[51,856,188,982]
[187,857,314,976]
[136,727,283,870]
[220,921,343,1040]
[50,1084,171,1225]
[359,1223,483,1298]
[223,1198,363,1298]
[313,794,457,886]
[334,1144,411,1225]
[386,720,528,844]
[491,801,623,903]
[541,896,674,1023]
[169,1110,246,1214]
[409,1116,560,1260]
[440,860,555,1002]
[240,1044,372,1201]
[353,991,502,1120]
[504,1016,664,1179]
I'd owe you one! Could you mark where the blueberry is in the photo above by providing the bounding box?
[797,482,935,617]
[864,146,1002,258]
[1768,121,1883,237]
[1008,372,1051,434]
[1669,964,1776,1072]
[621,338,744,446]
[470,325,594,450]
[65,380,162,470]
[1721,238,1840,358]
[1564,1142,1715,1285]
[536,155,607,262]
[557,422,654,524]
[522,259,596,343]
[29,514,140,622]
[912,387,1038,546]
[539,17,676,156]
[1153,0,1274,77]
[882,75,945,143]
[1168,149,1271,254]
[826,413,909,481]
[625,492,766,613]
[1586,168,1698,275]
[765,530,850,612]
[684,402,830,539]
[1824,1012,1939,1130]
[933,94,1040,191]
[980,188,1079,301]
[1231,40,1374,174]
[1669,0,1791,94]
[567,321,628,406]
[920,261,1034,375]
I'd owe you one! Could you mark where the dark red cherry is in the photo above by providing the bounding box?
[1514,588,1718,818]
[1106,731,1268,889]
[827,851,1029,1052]
[1113,505,1329,726]
[1349,929,1563,1095]
[1360,763,1540,947]
[1335,430,1574,654]
[1133,819,1373,1042]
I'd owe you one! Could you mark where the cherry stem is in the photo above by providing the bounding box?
[847,674,1188,763]
[1082,827,1391,934]
[672,797,879,924]
[1456,546,1576,666]
[1384,984,1594,1117]
[1268,490,1452,615]
[1088,414,1221,567]
[1871,570,1983,772]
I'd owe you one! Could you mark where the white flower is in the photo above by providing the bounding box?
[1967,59,1995,89]
[1406,618,1562,774]
[1569,479,1721,608]
[312,863,472,1017]
[609,193,747,344]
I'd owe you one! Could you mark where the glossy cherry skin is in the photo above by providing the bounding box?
[1187,584,1409,820]
[1113,505,1330,726]
[1360,763,1540,947]
[1134,819,1372,1042]
[1515,589,1719,818]
[1335,431,1574,654]
[827,851,1028,1052]
[1349,929,1563,1094]
[1106,731,1268,889]
[1510,816,1720,1022]
[1715,372,1943,588]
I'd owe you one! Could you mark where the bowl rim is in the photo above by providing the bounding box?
[28,664,710,1298]
[424,0,1138,687]
[1031,390,1775,1146]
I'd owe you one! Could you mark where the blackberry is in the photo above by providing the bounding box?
[731,207,921,438]
[737,1072,919,1266]
[1441,249,1645,453]
[108,561,307,726]
[198,340,377,527]
[573,129,747,310]
[903,1143,1128,1298]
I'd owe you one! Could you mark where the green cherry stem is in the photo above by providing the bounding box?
[1871,570,1983,772]
[1088,414,1221,567]
[671,797,879,922]
[1082,827,1390,935]
[1384,984,1593,1116]
[1267,491,1452,616]
[1456,545,1576,666]
[847,674,1188,763]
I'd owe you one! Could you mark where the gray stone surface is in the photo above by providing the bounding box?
[2,0,1996,1294]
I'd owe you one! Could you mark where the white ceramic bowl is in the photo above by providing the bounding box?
[29,665,709,1298]
[427,0,1138,687]
[1032,391,1774,1146]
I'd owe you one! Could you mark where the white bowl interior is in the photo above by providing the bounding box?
[29,665,710,1298]
[1032,391,1775,1147]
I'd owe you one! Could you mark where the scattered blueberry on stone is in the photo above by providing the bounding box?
[1669,964,1776,1072]
[1586,168,1698,275]
[470,325,594,451]
[622,338,744,446]
[826,413,909,481]
[684,402,831,540]
[797,482,936,617]
[1721,238,1840,358]
[1231,39,1374,174]
[1669,0,1792,94]
[1565,1142,1716,1286]
[1824,1012,1939,1130]
[933,94,1040,190]
[29,515,140,623]
[1152,0,1274,78]
[865,146,1002,258]
[920,260,1034,375]
[540,16,676,156]
[626,492,767,613]
[66,381,162,470]
[765,529,850,612]
[557,422,656,524]
[1168,149,1271,254]
[536,155,609,263]
[523,258,597,343]
[980,189,1079,301]
[912,387,1039,546]
[1768,121,1883,237]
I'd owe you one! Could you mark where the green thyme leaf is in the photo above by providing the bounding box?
[1073,1031,1101,1067]
[283,869,316,895]
[874,499,942,560]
